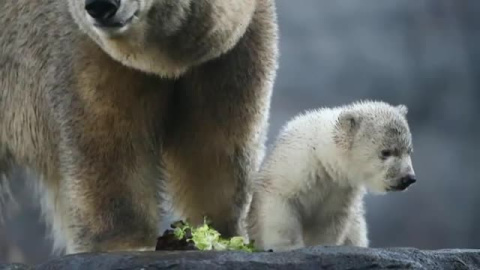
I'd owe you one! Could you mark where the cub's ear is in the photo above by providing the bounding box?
[396,104,408,116]
[334,111,362,149]
[337,111,362,134]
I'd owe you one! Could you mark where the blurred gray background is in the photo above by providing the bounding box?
[1,0,479,264]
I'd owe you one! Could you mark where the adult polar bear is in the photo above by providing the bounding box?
[0,0,278,254]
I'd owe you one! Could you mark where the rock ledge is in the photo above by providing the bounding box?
[2,247,480,270]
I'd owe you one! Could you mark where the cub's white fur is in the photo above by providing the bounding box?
[247,100,416,251]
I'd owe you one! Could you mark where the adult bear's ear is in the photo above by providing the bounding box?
[396,104,408,116]
[334,110,362,149]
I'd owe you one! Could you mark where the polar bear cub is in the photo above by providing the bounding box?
[247,100,416,251]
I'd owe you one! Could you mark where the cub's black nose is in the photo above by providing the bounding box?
[390,174,417,191]
[401,174,417,187]
[85,0,120,21]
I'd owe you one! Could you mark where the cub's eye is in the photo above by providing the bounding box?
[381,150,393,159]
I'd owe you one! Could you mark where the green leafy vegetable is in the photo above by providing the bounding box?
[167,218,257,252]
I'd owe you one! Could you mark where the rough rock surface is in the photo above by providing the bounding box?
[0,264,31,270]
[2,247,480,270]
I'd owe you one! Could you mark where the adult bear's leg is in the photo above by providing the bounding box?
[163,1,278,237]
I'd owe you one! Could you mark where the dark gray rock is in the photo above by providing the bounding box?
[28,247,480,270]
[0,264,31,270]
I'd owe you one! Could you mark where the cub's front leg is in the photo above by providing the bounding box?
[248,192,305,251]
[341,204,369,247]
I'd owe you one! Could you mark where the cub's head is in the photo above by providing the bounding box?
[334,101,416,194]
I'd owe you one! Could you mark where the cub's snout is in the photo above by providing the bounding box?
[390,174,417,191]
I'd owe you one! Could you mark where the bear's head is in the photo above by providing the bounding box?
[68,0,191,39]
[67,0,256,77]
[334,101,416,194]
[67,0,192,76]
